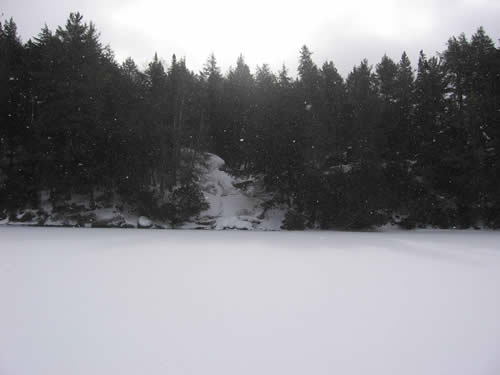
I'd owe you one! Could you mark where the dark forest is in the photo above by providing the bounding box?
[1,13,499,229]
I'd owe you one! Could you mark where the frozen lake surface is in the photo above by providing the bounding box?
[1,227,500,375]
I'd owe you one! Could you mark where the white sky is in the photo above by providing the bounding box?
[2,0,499,76]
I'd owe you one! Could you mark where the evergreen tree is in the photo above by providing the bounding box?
[223,54,255,166]
[375,54,398,159]
[346,59,380,159]
[0,18,37,210]
[201,53,224,155]
[145,52,171,189]
[319,60,345,159]
[394,52,414,159]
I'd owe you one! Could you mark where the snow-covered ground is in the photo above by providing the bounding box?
[1,227,500,375]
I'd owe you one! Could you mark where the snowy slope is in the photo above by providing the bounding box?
[1,227,500,375]
[1,152,284,230]
[183,153,285,230]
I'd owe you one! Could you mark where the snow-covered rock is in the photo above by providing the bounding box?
[138,216,152,228]
[92,214,126,228]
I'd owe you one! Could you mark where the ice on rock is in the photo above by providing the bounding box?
[185,153,286,230]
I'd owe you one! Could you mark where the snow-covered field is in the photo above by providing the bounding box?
[1,227,500,375]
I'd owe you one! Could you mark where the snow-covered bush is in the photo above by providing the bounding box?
[134,185,208,226]
[168,185,209,225]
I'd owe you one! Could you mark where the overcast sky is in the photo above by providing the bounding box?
[2,0,499,77]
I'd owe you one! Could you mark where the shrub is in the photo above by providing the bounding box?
[281,210,307,230]
[132,184,208,226]
[169,185,209,225]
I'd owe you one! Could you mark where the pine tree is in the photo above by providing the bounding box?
[298,45,320,97]
[250,64,278,172]
[0,18,37,210]
[145,52,172,189]
[413,51,445,161]
[394,52,414,159]
[318,60,345,162]
[223,54,255,166]
[278,64,292,88]
[375,54,399,159]
[346,59,380,159]
[201,53,224,154]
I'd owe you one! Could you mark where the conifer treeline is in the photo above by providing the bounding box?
[1,13,499,228]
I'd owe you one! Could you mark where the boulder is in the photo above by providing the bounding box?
[138,216,153,228]
[91,214,125,228]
